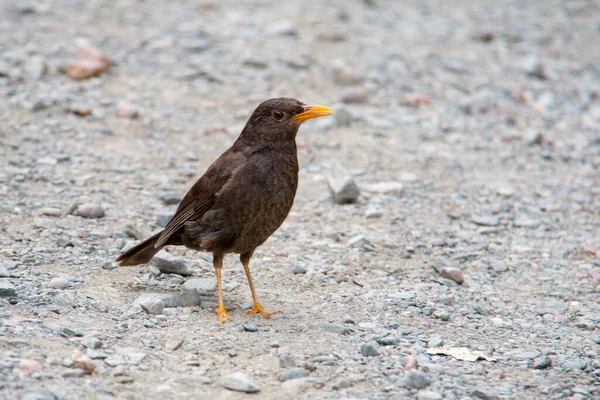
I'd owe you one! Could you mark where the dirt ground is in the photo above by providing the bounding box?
[1,0,600,399]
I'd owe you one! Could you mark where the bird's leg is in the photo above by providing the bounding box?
[213,253,231,322]
[241,251,279,318]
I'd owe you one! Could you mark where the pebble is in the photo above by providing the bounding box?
[40,207,61,217]
[279,367,309,381]
[508,349,541,360]
[439,268,464,284]
[72,350,96,374]
[56,237,75,247]
[21,389,58,400]
[220,372,261,393]
[428,337,444,348]
[159,192,181,205]
[363,182,404,194]
[365,208,383,219]
[47,277,70,289]
[361,342,381,357]
[562,361,587,371]
[0,281,16,297]
[0,266,10,278]
[327,165,360,204]
[149,251,192,276]
[62,369,85,378]
[376,336,400,346]
[115,102,139,118]
[433,309,450,321]
[311,321,354,335]
[243,323,258,332]
[267,20,297,36]
[519,54,546,79]
[397,370,431,389]
[340,89,369,104]
[19,359,43,377]
[157,211,173,227]
[471,215,500,226]
[81,338,102,349]
[332,108,354,126]
[417,390,443,400]
[75,203,105,219]
[292,262,307,274]
[183,278,216,292]
[514,218,541,228]
[279,353,296,368]
[532,356,552,369]
[140,299,165,314]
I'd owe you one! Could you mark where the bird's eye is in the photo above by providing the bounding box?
[272,110,284,120]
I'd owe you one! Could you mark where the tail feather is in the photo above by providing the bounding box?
[116,232,162,266]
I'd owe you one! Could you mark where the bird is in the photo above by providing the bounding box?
[116,98,334,322]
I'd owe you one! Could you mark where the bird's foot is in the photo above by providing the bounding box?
[214,303,231,323]
[248,302,279,318]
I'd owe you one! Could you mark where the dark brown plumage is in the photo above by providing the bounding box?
[116,98,333,321]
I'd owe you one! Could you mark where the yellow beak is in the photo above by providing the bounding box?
[293,105,334,122]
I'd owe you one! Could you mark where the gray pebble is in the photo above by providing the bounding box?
[428,337,444,348]
[159,192,181,205]
[183,278,216,292]
[292,262,307,275]
[243,323,258,332]
[397,370,431,389]
[532,356,552,369]
[311,321,354,335]
[149,251,192,276]
[81,338,102,349]
[279,353,296,368]
[0,281,16,297]
[75,203,105,219]
[56,238,75,248]
[220,372,261,393]
[47,277,70,289]
[140,299,165,314]
[327,164,360,204]
[361,341,381,357]
[433,309,450,321]
[508,349,541,360]
[471,215,499,226]
[279,367,309,381]
[439,268,464,284]
[417,390,443,400]
[157,211,174,227]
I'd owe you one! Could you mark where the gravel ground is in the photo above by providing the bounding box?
[1,0,600,399]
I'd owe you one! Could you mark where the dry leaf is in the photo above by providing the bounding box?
[426,345,496,362]
[67,40,111,80]
[72,349,96,374]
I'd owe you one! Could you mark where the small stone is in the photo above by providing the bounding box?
[0,281,16,297]
[21,389,58,400]
[327,164,360,204]
[72,350,96,374]
[75,203,105,219]
[472,388,500,400]
[439,268,464,284]
[311,321,354,335]
[0,266,9,278]
[471,215,499,226]
[575,319,596,331]
[40,207,62,217]
[159,192,181,205]
[428,337,444,348]
[228,350,237,357]
[433,309,450,321]
[140,299,165,314]
[361,342,381,357]
[532,356,552,369]
[279,353,296,368]
[220,372,261,393]
[267,20,297,36]
[562,360,587,371]
[341,88,369,104]
[363,182,404,194]
[519,54,546,79]
[104,355,127,367]
[19,359,43,377]
[157,211,173,227]
[292,262,307,275]
[47,277,71,289]
[332,60,363,85]
[279,367,309,381]
[376,337,400,346]
[115,102,139,118]
[165,339,184,351]
[183,278,216,292]
[508,349,541,360]
[133,293,184,308]
[56,237,75,248]
[514,218,541,228]
[149,251,192,275]
[348,235,371,248]
[81,338,102,349]
[417,390,443,400]
[243,323,258,332]
[397,370,431,389]
[332,108,354,126]
[365,208,383,219]
[62,369,85,378]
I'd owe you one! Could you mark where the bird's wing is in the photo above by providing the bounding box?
[155,149,245,248]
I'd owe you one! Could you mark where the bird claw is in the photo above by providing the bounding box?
[215,303,231,323]
[248,303,279,318]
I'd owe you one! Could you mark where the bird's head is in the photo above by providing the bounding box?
[241,98,334,142]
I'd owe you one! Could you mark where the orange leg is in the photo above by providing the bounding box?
[213,253,231,322]
[241,251,279,318]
